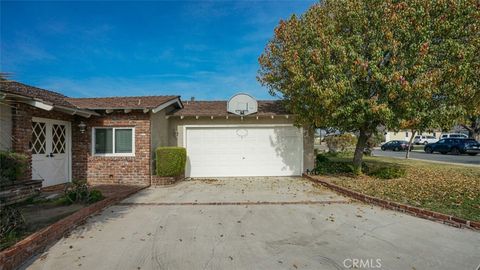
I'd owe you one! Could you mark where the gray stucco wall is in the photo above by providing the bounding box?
[165,115,315,173]
[0,103,12,151]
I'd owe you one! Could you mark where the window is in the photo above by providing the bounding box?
[93,127,135,156]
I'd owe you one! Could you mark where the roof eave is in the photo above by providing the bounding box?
[151,97,183,114]
[0,91,98,118]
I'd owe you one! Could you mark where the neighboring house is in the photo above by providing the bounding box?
[0,81,314,187]
[384,130,441,142]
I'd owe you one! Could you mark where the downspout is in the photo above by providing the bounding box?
[149,111,152,187]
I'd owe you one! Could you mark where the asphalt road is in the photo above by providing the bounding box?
[372,149,480,166]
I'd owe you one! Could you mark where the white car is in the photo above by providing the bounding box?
[413,135,438,145]
[440,133,468,139]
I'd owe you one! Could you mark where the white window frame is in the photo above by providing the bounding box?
[92,127,135,157]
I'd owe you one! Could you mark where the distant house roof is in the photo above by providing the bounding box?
[66,96,181,110]
[1,81,78,109]
[170,100,289,116]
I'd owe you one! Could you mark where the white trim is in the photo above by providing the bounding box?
[152,98,182,113]
[91,127,136,157]
[0,92,97,117]
[26,100,54,111]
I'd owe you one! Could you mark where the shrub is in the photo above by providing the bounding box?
[314,154,355,174]
[156,147,187,177]
[0,151,28,186]
[61,180,104,205]
[368,166,406,179]
[88,189,104,203]
[0,205,25,240]
[324,134,357,153]
[316,154,330,164]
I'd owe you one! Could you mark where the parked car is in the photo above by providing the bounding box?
[439,133,468,139]
[381,140,413,151]
[424,138,480,156]
[413,135,438,145]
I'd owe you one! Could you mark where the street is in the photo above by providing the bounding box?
[373,149,480,166]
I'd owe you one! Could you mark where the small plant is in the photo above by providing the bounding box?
[62,180,104,205]
[0,205,25,240]
[0,151,28,188]
[88,190,104,203]
[156,147,187,177]
[368,166,406,179]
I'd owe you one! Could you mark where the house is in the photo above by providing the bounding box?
[384,130,441,142]
[0,81,314,187]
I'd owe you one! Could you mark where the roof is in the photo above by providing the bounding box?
[170,100,289,116]
[66,96,180,110]
[0,80,78,109]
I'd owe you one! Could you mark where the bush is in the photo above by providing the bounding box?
[314,154,356,174]
[0,205,25,240]
[368,166,406,179]
[0,151,28,186]
[61,180,104,205]
[156,147,187,177]
[88,189,104,203]
[324,134,357,153]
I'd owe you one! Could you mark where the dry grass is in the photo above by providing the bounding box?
[323,156,480,221]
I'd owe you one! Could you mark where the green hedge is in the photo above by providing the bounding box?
[313,153,406,179]
[0,151,28,186]
[156,147,187,177]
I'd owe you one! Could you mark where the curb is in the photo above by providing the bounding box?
[0,186,146,270]
[303,174,480,231]
[117,200,350,206]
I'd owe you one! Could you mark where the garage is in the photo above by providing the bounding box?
[184,125,303,177]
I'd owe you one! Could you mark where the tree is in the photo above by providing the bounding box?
[461,116,480,140]
[258,0,478,173]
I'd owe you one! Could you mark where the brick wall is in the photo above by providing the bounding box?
[81,112,151,186]
[10,104,151,186]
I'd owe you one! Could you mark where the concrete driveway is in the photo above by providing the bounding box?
[24,177,480,270]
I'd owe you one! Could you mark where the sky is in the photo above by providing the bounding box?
[1,0,315,100]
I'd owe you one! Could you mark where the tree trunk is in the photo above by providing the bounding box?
[461,117,480,139]
[405,130,416,159]
[352,129,371,175]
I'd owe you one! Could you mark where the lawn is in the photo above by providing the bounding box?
[315,155,480,221]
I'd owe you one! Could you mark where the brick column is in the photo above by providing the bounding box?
[11,103,33,180]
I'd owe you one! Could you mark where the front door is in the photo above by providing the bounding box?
[31,117,71,187]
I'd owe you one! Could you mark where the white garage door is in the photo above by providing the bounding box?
[185,126,303,177]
